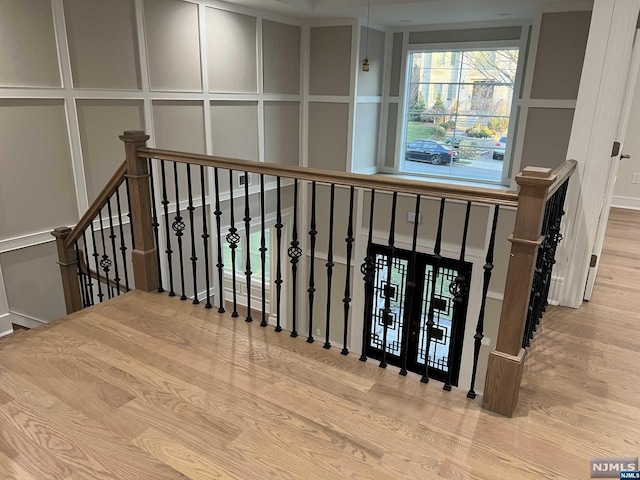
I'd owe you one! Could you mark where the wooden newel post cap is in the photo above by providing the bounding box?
[119,130,149,143]
[51,226,72,238]
[515,167,557,188]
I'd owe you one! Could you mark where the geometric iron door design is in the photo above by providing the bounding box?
[364,244,472,386]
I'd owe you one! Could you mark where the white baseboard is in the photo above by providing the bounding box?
[0,329,12,338]
[611,196,640,211]
[7,311,47,329]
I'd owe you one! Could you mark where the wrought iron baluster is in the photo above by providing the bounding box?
[243,172,253,323]
[186,164,199,305]
[307,181,317,343]
[173,162,187,301]
[359,189,376,362]
[74,240,88,308]
[160,160,175,297]
[106,199,121,295]
[213,168,224,313]
[89,222,104,303]
[148,159,163,293]
[98,210,113,300]
[422,198,445,383]
[81,232,94,306]
[444,201,472,391]
[125,177,135,251]
[341,186,355,356]
[468,205,499,399]
[275,177,283,332]
[259,174,268,327]
[201,166,212,309]
[115,186,131,292]
[400,194,421,376]
[380,192,398,369]
[324,184,335,349]
[227,170,239,318]
[288,179,301,338]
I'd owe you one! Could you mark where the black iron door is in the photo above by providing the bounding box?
[364,244,471,385]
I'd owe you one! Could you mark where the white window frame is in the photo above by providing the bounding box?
[397,39,525,186]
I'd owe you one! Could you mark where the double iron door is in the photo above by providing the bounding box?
[364,244,471,386]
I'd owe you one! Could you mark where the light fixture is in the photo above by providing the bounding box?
[362,0,371,72]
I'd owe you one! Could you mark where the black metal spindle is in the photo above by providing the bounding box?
[307,181,317,343]
[422,198,445,383]
[75,240,88,308]
[89,222,104,303]
[444,201,472,391]
[81,232,94,306]
[115,187,131,292]
[341,186,355,356]
[259,174,268,327]
[227,170,239,317]
[360,189,376,362]
[98,210,113,300]
[160,161,175,297]
[400,194,421,376]
[213,168,224,313]
[468,205,499,399]
[274,177,283,332]
[380,192,398,369]
[243,172,253,323]
[173,162,187,301]
[186,164,199,305]
[106,199,121,295]
[125,177,135,251]
[288,179,301,338]
[324,184,336,349]
[201,166,212,309]
[148,159,163,293]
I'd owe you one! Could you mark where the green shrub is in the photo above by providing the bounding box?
[439,120,456,131]
[465,126,491,138]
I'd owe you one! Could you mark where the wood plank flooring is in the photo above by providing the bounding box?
[1,208,639,478]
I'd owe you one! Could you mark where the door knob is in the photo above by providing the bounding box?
[621,154,631,160]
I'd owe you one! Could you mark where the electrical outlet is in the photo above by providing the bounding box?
[238,173,251,187]
[316,329,321,336]
[481,337,491,347]
[407,212,422,223]
[633,173,640,184]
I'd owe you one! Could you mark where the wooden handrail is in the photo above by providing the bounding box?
[547,159,577,199]
[64,161,127,249]
[138,148,520,207]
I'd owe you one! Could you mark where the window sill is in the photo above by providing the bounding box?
[375,171,513,192]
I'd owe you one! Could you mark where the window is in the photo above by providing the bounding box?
[402,47,519,184]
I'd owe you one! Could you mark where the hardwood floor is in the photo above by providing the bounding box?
[1,209,639,479]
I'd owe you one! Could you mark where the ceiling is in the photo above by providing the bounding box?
[221,0,584,26]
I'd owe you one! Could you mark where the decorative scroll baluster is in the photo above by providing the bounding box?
[160,161,175,297]
[227,170,240,318]
[360,189,376,363]
[75,240,88,308]
[148,160,163,293]
[115,187,131,292]
[243,172,253,323]
[173,163,187,301]
[106,199,121,295]
[307,181,317,343]
[400,194,421,376]
[89,222,104,303]
[444,201,472,391]
[125,177,135,251]
[324,184,335,349]
[213,168,224,313]
[201,166,212,309]
[274,177,283,333]
[422,198,445,383]
[288,179,301,338]
[341,186,355,356]
[98,210,113,299]
[81,232,94,306]
[468,205,499,399]
[186,164,199,305]
[380,192,398,369]
[259,174,268,327]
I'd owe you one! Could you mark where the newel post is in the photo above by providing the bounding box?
[52,226,83,314]
[482,167,556,417]
[120,130,159,292]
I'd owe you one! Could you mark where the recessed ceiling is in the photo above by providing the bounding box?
[220,0,587,26]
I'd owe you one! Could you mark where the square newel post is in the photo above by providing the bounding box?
[120,130,159,292]
[52,226,83,314]
[482,167,556,417]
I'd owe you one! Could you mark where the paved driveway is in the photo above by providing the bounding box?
[404,152,504,182]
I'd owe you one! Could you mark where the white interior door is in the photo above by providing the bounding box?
[584,28,640,300]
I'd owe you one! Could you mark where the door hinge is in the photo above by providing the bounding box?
[590,254,598,268]
[612,141,621,157]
